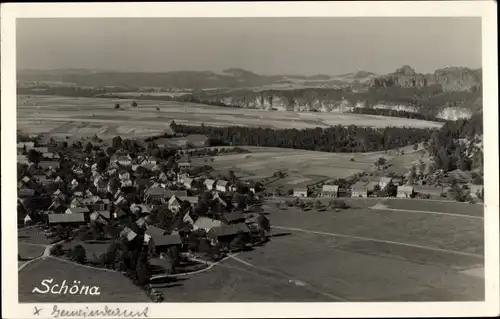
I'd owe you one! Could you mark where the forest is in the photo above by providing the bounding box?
[171,122,435,153]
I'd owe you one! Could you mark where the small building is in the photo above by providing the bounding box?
[65,207,90,215]
[167,195,183,214]
[193,217,222,232]
[469,185,484,199]
[293,188,308,198]
[351,182,369,198]
[222,211,246,224]
[90,211,110,225]
[179,196,198,206]
[120,227,138,242]
[183,177,194,189]
[149,233,183,253]
[207,222,251,245]
[17,142,35,151]
[397,185,414,198]
[144,226,167,243]
[321,185,339,198]
[379,177,393,190]
[178,161,191,170]
[38,161,60,170]
[18,188,35,198]
[204,179,216,191]
[215,180,229,193]
[48,213,86,225]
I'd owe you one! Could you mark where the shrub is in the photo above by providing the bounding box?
[68,244,86,264]
[329,199,350,209]
[50,244,65,256]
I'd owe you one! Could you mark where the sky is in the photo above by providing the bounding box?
[16,17,482,76]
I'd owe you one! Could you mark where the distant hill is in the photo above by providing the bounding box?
[17,65,482,120]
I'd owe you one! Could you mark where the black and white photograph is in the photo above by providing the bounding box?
[1,2,498,318]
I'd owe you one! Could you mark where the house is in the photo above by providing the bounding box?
[144,226,167,244]
[179,196,198,206]
[222,211,246,224]
[149,233,183,253]
[94,176,108,193]
[158,172,169,183]
[204,179,216,191]
[207,222,251,244]
[293,188,308,198]
[121,179,133,187]
[193,217,222,232]
[74,191,84,198]
[215,180,229,193]
[136,217,147,229]
[33,147,49,154]
[65,207,90,215]
[113,208,128,219]
[17,142,35,151]
[90,211,111,225]
[321,185,339,197]
[213,192,228,207]
[114,195,127,206]
[469,185,484,198]
[379,177,393,190]
[38,161,60,170]
[144,187,170,203]
[48,213,86,225]
[119,171,130,181]
[70,179,79,190]
[24,214,33,225]
[18,155,29,164]
[397,185,415,198]
[178,161,191,170]
[18,188,35,198]
[70,198,84,208]
[120,227,138,242]
[351,182,369,198]
[182,212,195,225]
[183,177,194,189]
[167,196,183,214]
[42,152,60,160]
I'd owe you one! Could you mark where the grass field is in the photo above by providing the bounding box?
[18,227,52,246]
[17,95,443,142]
[18,243,45,260]
[201,146,390,180]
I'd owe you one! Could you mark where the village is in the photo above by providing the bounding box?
[16,130,484,302]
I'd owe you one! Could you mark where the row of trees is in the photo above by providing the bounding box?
[171,122,435,153]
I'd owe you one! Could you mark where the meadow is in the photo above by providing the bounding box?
[17,95,443,142]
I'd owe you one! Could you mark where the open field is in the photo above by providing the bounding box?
[18,243,45,260]
[17,95,443,141]
[199,146,390,180]
[154,199,484,301]
[18,227,52,246]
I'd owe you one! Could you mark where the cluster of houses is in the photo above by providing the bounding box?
[293,175,483,200]
[17,139,266,256]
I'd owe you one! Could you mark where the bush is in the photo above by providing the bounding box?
[50,244,65,256]
[329,199,350,209]
[68,244,86,264]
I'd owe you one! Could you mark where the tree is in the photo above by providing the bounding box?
[112,136,123,150]
[114,103,120,109]
[50,244,65,256]
[413,143,419,151]
[135,252,150,286]
[27,149,41,164]
[84,142,93,154]
[69,245,86,264]
[375,157,387,170]
[132,101,138,108]
[449,183,468,202]
[96,157,108,173]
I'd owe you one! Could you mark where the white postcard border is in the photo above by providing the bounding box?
[2,1,498,318]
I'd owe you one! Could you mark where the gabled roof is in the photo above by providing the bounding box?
[380,176,392,183]
[397,185,414,192]
[207,222,250,238]
[120,227,137,241]
[18,188,35,198]
[216,180,228,187]
[38,161,60,169]
[223,211,245,223]
[351,182,369,192]
[294,188,307,192]
[322,185,339,192]
[193,217,222,230]
[49,213,85,224]
[151,233,182,247]
[204,179,215,185]
[66,207,90,214]
[145,226,167,237]
[179,196,198,205]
